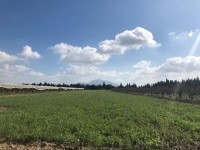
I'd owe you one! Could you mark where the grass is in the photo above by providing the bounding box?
[0,90,200,149]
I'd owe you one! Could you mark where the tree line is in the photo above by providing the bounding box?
[31,82,115,90]
[31,77,200,102]
[113,77,200,102]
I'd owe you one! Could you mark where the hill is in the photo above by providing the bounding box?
[88,79,119,86]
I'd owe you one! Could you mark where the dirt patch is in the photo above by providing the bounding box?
[0,142,200,150]
[0,107,10,112]
[0,142,123,150]
[0,94,23,98]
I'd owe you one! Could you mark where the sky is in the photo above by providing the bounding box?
[1,0,200,85]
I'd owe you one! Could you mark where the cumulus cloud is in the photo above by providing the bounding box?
[51,43,109,65]
[99,40,126,54]
[99,27,160,54]
[0,46,44,83]
[132,60,157,77]
[133,56,200,74]
[0,51,18,62]
[168,29,200,40]
[0,45,41,64]
[158,56,200,72]
[20,45,41,59]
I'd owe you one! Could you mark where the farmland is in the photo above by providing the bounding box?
[0,90,200,149]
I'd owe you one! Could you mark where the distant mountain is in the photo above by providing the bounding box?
[88,79,119,87]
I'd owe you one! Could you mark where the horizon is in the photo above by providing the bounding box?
[1,77,200,88]
[1,0,200,85]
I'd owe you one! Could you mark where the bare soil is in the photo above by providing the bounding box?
[0,142,200,150]
[0,142,123,150]
[0,107,10,112]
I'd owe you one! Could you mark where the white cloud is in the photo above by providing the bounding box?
[67,64,98,75]
[99,27,160,54]
[5,55,198,86]
[168,29,200,40]
[0,46,43,83]
[133,60,152,69]
[0,64,45,84]
[99,40,126,54]
[0,51,18,62]
[0,64,44,77]
[48,64,126,84]
[48,27,160,85]
[67,64,118,77]
[51,27,159,68]
[158,56,200,72]
[20,45,41,59]
[0,45,41,64]
[133,56,200,74]
[0,64,30,73]
[51,43,109,65]
[132,61,157,80]
[29,71,44,77]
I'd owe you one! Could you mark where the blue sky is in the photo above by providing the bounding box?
[1,0,200,85]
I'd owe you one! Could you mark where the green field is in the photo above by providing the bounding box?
[0,90,200,149]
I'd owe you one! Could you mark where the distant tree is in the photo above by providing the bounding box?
[102,82,106,89]
[43,82,48,86]
[132,83,137,88]
[119,83,124,88]
[57,83,62,87]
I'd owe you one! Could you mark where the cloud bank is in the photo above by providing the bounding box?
[51,55,200,85]
[130,56,200,85]
[0,51,18,63]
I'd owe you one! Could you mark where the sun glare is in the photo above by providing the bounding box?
[189,33,200,56]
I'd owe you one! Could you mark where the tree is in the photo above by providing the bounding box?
[119,83,124,88]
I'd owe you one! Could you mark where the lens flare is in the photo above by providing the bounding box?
[189,33,200,56]
[173,33,200,98]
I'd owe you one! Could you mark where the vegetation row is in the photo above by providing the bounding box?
[28,77,200,104]
[114,77,200,103]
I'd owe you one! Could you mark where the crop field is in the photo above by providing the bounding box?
[0,90,200,149]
